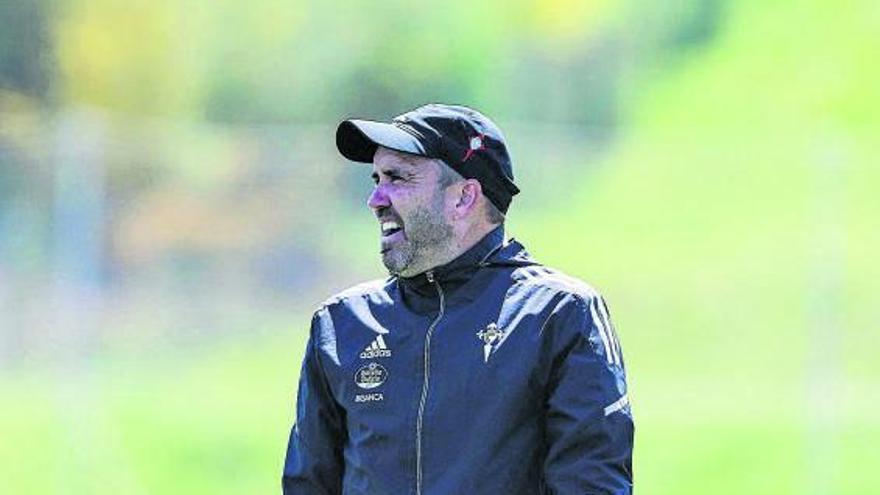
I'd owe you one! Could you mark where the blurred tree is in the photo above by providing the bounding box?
[55,0,198,116]
[0,0,54,100]
[668,0,727,49]
[48,0,731,125]
[0,144,23,212]
[0,0,55,275]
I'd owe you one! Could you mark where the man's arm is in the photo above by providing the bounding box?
[282,310,346,494]
[543,294,634,494]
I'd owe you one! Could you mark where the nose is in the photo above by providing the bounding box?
[367,184,390,211]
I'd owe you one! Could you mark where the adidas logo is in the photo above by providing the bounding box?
[360,334,391,359]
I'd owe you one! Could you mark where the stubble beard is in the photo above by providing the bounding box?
[381,194,454,277]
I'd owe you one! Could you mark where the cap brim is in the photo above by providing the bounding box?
[336,120,426,163]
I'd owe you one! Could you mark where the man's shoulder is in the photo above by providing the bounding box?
[315,277,396,312]
[510,264,604,303]
[509,265,620,348]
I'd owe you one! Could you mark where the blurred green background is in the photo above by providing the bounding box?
[1,0,877,493]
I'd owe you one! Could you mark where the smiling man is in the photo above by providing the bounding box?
[282,104,634,494]
[370,147,456,277]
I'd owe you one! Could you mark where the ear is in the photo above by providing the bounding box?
[453,179,482,219]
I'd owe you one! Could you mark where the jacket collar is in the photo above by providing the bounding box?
[396,225,535,301]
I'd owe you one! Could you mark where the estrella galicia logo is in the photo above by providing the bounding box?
[354,362,388,390]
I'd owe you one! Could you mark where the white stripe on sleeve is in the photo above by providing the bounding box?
[596,298,621,366]
[590,302,615,365]
[604,394,630,416]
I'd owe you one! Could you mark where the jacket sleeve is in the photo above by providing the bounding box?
[543,293,634,495]
[282,310,347,494]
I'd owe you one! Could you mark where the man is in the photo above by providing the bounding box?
[283,104,633,494]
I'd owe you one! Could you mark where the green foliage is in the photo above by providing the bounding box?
[47,0,626,122]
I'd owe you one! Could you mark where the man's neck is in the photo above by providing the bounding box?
[401,222,502,278]
[450,222,500,264]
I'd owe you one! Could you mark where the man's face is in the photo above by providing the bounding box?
[368,147,454,277]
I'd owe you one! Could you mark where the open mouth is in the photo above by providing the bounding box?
[380,220,403,238]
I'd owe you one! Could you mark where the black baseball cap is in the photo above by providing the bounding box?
[336,103,520,214]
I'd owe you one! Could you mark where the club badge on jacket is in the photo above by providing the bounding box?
[476,322,504,363]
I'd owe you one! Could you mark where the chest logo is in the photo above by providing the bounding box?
[354,362,388,390]
[476,322,504,362]
[360,334,392,359]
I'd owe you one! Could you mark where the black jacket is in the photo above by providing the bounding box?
[283,227,633,494]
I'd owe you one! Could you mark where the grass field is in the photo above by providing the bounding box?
[1,0,877,493]
[0,332,306,494]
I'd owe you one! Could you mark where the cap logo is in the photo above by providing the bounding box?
[462,133,486,162]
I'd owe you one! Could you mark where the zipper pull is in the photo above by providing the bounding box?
[425,270,434,283]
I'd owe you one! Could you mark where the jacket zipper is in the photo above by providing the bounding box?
[416,270,445,495]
